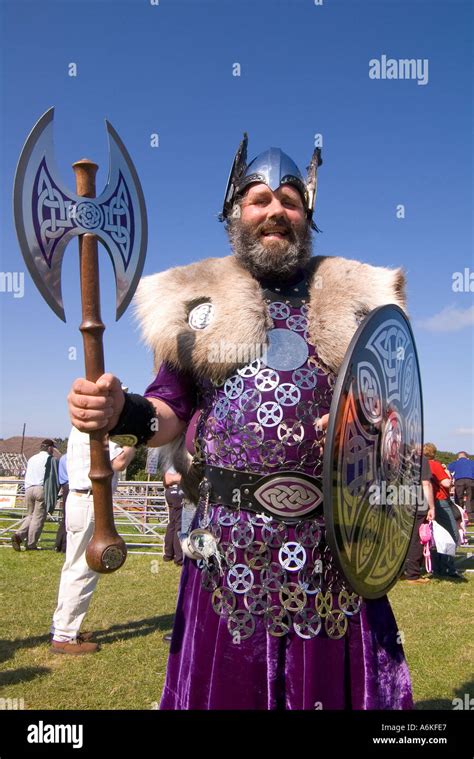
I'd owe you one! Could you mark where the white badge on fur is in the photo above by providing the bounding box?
[188,302,214,330]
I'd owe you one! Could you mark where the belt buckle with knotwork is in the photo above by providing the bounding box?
[246,472,323,522]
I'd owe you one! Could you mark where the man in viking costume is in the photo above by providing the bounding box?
[68,136,413,709]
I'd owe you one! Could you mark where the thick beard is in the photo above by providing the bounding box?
[227,216,313,281]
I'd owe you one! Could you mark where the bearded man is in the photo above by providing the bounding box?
[68,136,413,710]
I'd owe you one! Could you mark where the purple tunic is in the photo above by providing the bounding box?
[145,291,413,711]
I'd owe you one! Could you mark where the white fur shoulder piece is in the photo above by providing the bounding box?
[133,254,407,379]
[307,256,407,372]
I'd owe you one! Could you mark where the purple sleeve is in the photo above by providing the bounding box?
[144,362,197,424]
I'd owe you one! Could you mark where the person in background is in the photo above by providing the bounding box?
[448,452,474,521]
[54,453,69,553]
[424,442,462,579]
[12,439,58,551]
[50,427,135,655]
[163,467,184,566]
[401,454,435,584]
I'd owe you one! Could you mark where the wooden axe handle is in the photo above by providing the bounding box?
[73,158,127,573]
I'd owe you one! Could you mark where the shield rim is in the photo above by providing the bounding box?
[322,303,424,599]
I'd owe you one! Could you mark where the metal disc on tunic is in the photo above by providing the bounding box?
[323,304,423,600]
[227,564,255,594]
[293,608,322,639]
[227,610,255,641]
[212,587,237,616]
[264,329,309,371]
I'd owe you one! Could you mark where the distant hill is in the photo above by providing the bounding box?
[0,437,62,459]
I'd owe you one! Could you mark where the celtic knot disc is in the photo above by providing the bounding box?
[275,383,301,407]
[212,587,236,616]
[219,541,236,567]
[278,542,307,571]
[257,401,283,428]
[277,420,304,446]
[217,507,240,527]
[324,610,348,639]
[338,590,362,616]
[244,585,272,616]
[231,521,255,548]
[255,368,280,392]
[292,368,316,390]
[295,520,321,548]
[238,359,261,377]
[264,606,292,637]
[268,301,291,320]
[227,610,255,641]
[227,564,254,594]
[244,541,271,570]
[224,375,244,399]
[239,389,262,412]
[293,609,322,639]
[258,440,286,468]
[75,201,103,229]
[261,562,287,592]
[201,567,220,592]
[298,567,321,595]
[279,582,307,612]
[286,314,308,332]
[261,520,288,548]
[315,590,333,618]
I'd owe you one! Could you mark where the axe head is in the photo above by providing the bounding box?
[13,108,147,321]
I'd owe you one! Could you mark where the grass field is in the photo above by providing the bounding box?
[0,522,473,710]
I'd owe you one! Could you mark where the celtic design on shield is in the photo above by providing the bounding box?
[324,305,423,599]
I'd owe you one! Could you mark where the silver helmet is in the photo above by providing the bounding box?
[220,133,322,226]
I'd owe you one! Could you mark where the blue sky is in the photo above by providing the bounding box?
[1,0,473,453]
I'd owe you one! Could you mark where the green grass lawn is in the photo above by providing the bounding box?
[0,522,473,710]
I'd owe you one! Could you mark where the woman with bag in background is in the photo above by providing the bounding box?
[424,443,463,579]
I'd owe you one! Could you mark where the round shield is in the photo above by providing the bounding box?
[323,304,423,599]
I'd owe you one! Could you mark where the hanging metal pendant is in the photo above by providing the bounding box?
[181,528,220,563]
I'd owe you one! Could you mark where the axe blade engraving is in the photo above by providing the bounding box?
[13,108,147,321]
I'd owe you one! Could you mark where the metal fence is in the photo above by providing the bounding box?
[1,479,473,569]
[0,479,167,555]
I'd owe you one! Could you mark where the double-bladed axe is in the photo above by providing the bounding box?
[13,108,148,572]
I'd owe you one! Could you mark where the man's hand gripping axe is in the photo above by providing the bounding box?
[13,108,148,573]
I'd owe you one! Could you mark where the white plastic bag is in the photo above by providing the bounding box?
[432,520,456,556]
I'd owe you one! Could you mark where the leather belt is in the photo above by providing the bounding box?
[204,465,323,524]
[70,488,92,495]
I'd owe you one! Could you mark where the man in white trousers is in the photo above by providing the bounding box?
[50,426,135,655]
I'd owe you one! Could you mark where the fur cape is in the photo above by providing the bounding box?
[133,254,407,496]
[134,254,407,379]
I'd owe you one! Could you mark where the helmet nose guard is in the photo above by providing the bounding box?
[219,133,322,225]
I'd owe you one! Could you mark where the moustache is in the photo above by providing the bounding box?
[257,220,296,241]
